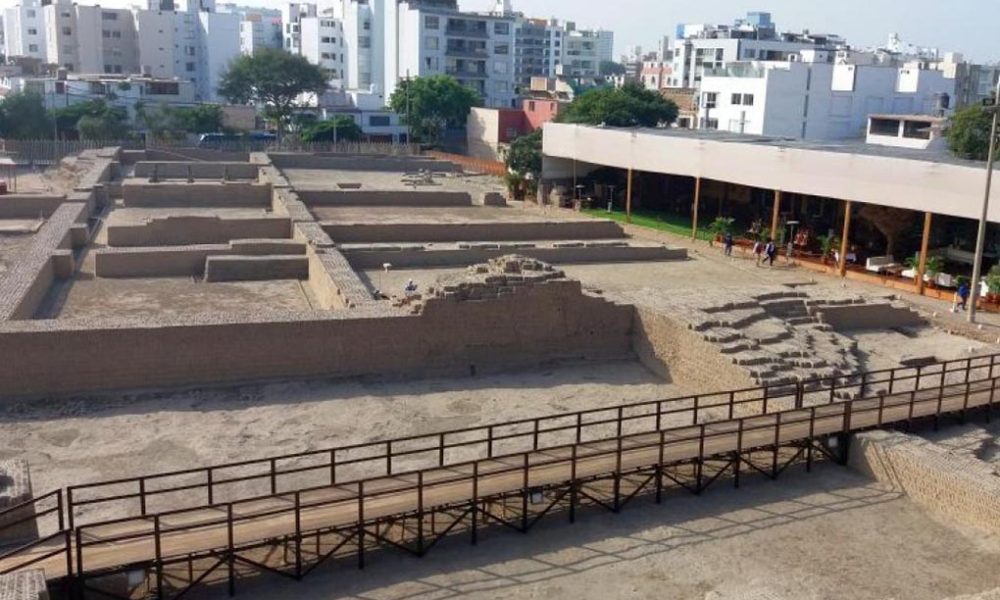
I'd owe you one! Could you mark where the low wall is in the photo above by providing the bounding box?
[0,196,65,219]
[322,220,626,243]
[0,459,37,547]
[133,162,259,180]
[122,181,271,208]
[107,216,290,247]
[849,430,1000,535]
[0,203,87,321]
[631,304,757,417]
[0,570,49,600]
[299,190,472,207]
[95,239,306,278]
[0,279,634,397]
[144,149,250,163]
[204,255,309,282]
[343,245,685,269]
[819,303,926,331]
[269,154,458,172]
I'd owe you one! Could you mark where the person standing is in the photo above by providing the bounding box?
[956,280,971,312]
[765,239,776,267]
[724,231,734,257]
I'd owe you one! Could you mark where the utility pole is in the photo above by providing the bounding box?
[968,79,1000,324]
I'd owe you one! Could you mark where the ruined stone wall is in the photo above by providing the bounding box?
[95,240,306,278]
[204,255,308,282]
[849,430,1000,535]
[121,181,271,208]
[322,220,626,243]
[144,149,250,163]
[0,276,634,397]
[819,303,927,331]
[299,190,472,207]
[0,196,66,219]
[342,244,683,269]
[107,216,290,247]
[133,162,259,180]
[269,154,457,172]
[0,570,48,600]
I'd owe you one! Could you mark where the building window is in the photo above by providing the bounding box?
[742,93,754,106]
[369,115,391,127]
[425,36,439,50]
[731,93,741,105]
[494,22,510,35]
[186,62,196,72]
[103,30,111,38]
[28,44,39,53]
[27,28,37,36]
[528,101,536,110]
[62,27,72,36]
[26,9,35,17]
[703,92,717,109]
[148,81,179,95]
[102,11,118,20]
[112,31,122,39]
[494,80,508,92]
[494,43,509,55]
[363,20,370,30]
[704,118,719,130]
[359,36,371,49]
[425,56,439,70]
[321,52,332,59]
[424,15,439,30]
[494,60,508,74]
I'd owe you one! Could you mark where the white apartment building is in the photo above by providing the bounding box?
[697,56,955,141]
[558,22,613,78]
[1,73,196,115]
[512,18,562,90]
[135,8,176,78]
[669,12,846,89]
[196,11,241,103]
[44,1,139,75]
[300,14,345,82]
[281,2,317,54]
[218,4,283,56]
[3,0,47,61]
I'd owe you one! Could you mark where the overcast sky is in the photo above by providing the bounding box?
[10,0,996,62]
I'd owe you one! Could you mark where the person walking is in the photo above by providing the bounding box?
[765,238,777,267]
[955,280,971,312]
[724,231,734,257]
[752,239,763,266]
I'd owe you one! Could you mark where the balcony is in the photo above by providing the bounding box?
[446,24,489,39]
[445,46,488,59]
[446,67,488,79]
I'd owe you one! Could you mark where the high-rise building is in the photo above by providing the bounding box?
[217,4,283,56]
[3,0,47,61]
[44,0,139,75]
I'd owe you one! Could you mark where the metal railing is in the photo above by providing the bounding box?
[0,490,69,577]
[60,353,997,530]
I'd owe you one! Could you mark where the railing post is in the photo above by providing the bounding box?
[270,458,278,495]
[487,426,494,458]
[521,454,529,532]
[357,482,365,570]
[616,406,624,438]
[963,380,972,422]
[154,515,164,600]
[771,413,781,478]
[576,413,583,444]
[471,462,479,544]
[613,433,623,513]
[728,391,735,420]
[386,441,393,476]
[294,491,302,580]
[829,377,837,404]
[66,488,74,531]
[533,419,540,451]
[936,367,946,430]
[656,400,663,431]
[655,429,665,503]
[439,433,446,467]
[417,472,425,556]
[888,369,896,395]
[734,419,744,489]
[916,365,923,390]
[693,396,700,425]
[696,424,706,493]
[762,387,769,414]
[57,490,65,532]
[207,468,214,505]
[989,375,997,424]
[139,478,147,516]
[227,504,235,596]
[570,445,579,522]
[806,406,816,472]
[877,393,885,426]
[64,529,73,584]
[75,526,84,593]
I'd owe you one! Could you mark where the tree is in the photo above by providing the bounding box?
[172,104,225,134]
[557,83,678,128]
[947,105,994,160]
[51,99,128,140]
[505,129,542,178]
[76,111,130,140]
[0,92,53,139]
[599,60,627,76]
[300,116,363,143]
[388,75,481,145]
[218,49,328,133]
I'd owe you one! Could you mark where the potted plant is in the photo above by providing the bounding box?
[904,254,944,287]
[816,234,835,264]
[707,217,735,247]
[986,265,1000,305]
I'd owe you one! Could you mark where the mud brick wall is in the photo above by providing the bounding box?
[95,240,306,277]
[849,430,1000,535]
[204,255,308,282]
[133,162,260,180]
[269,154,457,172]
[0,570,48,600]
[0,279,634,397]
[107,216,291,247]
[632,305,758,418]
[819,303,926,331]
[321,220,626,243]
[122,181,271,208]
[0,196,66,219]
[0,203,87,320]
[342,245,683,269]
[144,149,250,163]
[299,190,473,207]
[0,459,38,547]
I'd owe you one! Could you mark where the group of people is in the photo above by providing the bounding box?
[747,236,778,267]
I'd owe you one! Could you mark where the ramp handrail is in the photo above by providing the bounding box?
[63,353,997,530]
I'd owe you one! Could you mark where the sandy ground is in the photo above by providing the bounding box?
[0,361,689,520]
[284,170,507,196]
[0,233,37,275]
[104,207,275,226]
[224,464,1000,600]
[311,205,592,224]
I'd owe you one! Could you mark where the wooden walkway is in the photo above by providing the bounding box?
[1,373,995,587]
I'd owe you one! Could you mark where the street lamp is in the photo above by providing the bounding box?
[968,78,1000,324]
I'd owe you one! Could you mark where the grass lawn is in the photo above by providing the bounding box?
[581,207,714,242]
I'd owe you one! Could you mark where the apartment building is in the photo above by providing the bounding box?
[559,22,613,78]
[3,0,47,61]
[2,72,196,114]
[512,18,562,90]
[44,1,139,75]
[697,53,955,140]
[669,12,846,89]
[135,8,176,78]
[217,4,283,56]
[281,2,316,54]
[300,13,345,82]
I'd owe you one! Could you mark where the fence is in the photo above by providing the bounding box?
[427,151,507,176]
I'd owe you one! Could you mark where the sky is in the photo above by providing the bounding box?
[7,0,996,63]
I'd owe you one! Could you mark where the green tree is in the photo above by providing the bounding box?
[300,116,363,143]
[76,111,130,140]
[172,104,225,134]
[388,75,481,145]
[51,99,127,140]
[599,60,627,76]
[0,92,53,139]
[218,49,328,134]
[505,129,542,178]
[947,105,995,160]
[557,83,678,127]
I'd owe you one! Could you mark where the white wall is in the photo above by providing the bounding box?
[198,11,240,102]
[136,10,176,77]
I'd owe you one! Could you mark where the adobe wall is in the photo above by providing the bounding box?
[204,255,309,282]
[0,203,87,321]
[0,278,634,397]
[106,216,291,247]
[342,245,685,269]
[144,149,250,163]
[269,154,458,172]
[133,162,260,180]
[121,181,271,208]
[0,196,66,219]
[299,190,472,207]
[321,220,626,243]
[818,303,927,331]
[849,430,1000,535]
[95,239,306,278]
